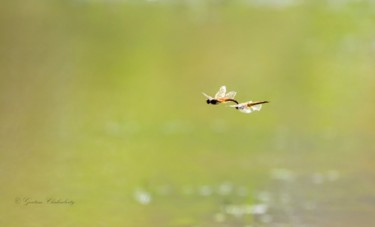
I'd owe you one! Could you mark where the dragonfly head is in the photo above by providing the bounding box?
[207,99,219,105]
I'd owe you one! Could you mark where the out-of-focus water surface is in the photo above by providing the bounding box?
[1,0,375,226]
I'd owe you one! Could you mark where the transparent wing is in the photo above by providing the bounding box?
[230,103,253,113]
[224,91,237,99]
[251,104,262,111]
[247,101,266,111]
[239,106,253,114]
[202,92,213,99]
[214,86,226,99]
[230,102,247,108]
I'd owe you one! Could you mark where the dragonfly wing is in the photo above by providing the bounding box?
[224,91,237,99]
[251,104,262,111]
[231,103,253,113]
[230,103,245,108]
[214,86,226,99]
[239,106,253,113]
[202,92,213,99]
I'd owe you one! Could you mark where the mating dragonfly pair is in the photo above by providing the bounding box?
[202,86,269,114]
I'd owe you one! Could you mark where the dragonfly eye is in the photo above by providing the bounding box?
[206,100,210,104]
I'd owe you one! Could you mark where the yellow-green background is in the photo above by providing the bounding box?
[1,0,375,226]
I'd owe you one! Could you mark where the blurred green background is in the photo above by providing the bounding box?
[1,0,375,226]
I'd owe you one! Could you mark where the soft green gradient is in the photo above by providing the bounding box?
[1,0,375,226]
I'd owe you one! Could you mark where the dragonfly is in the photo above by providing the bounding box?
[230,101,269,114]
[202,86,239,105]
